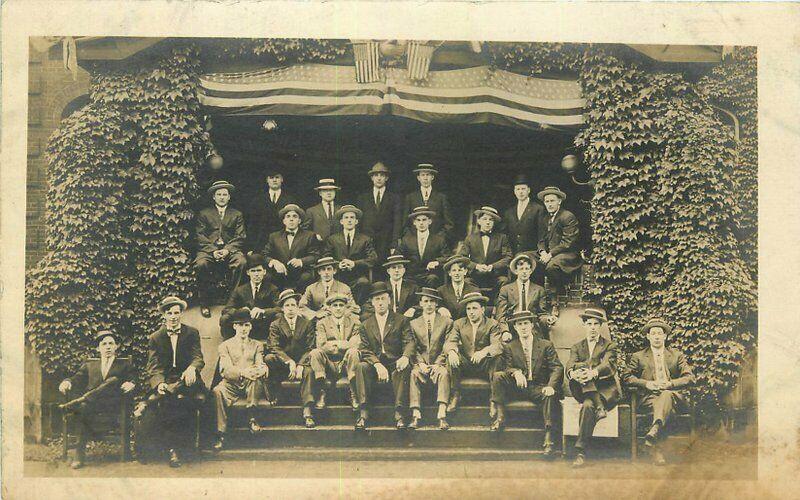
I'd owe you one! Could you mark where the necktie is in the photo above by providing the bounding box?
[520,282,527,312]
[271,192,277,204]
[376,190,382,207]
[254,283,260,297]
[423,189,429,205]
[393,284,399,313]
[523,338,532,379]
[346,232,352,252]
[324,284,330,299]
[455,284,462,301]
[426,319,433,345]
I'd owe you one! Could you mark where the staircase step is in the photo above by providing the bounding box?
[211,447,547,461]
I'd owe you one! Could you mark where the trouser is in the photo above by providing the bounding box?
[269,268,315,293]
[411,270,442,288]
[71,399,119,459]
[543,253,580,295]
[640,390,686,440]
[575,398,604,452]
[354,359,410,411]
[153,384,204,453]
[194,251,246,307]
[410,364,450,409]
[449,355,501,396]
[264,354,314,405]
[212,375,269,433]
[490,372,556,429]
[309,347,361,402]
[470,271,510,297]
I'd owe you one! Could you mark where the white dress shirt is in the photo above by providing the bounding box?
[517,198,529,220]
[390,279,402,312]
[421,187,431,202]
[216,205,227,220]
[374,186,385,206]
[481,234,490,257]
[517,279,530,312]
[101,356,114,379]
[651,347,669,383]
[169,332,179,367]
[269,189,282,204]
[417,229,429,257]
[520,334,534,380]
[375,312,389,345]
[344,229,356,248]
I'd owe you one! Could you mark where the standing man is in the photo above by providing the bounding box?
[194,180,247,318]
[494,253,556,332]
[402,163,455,242]
[566,307,622,468]
[537,186,582,307]
[625,318,695,466]
[247,168,298,253]
[353,282,416,430]
[459,206,513,293]
[219,253,281,341]
[396,206,450,288]
[298,256,360,321]
[356,162,402,266]
[490,310,563,456]
[144,296,206,468]
[263,204,320,291]
[303,178,342,240]
[436,255,479,320]
[502,174,545,263]
[324,204,377,304]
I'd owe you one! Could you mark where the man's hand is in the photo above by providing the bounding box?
[418,362,430,375]
[471,349,487,365]
[570,368,587,384]
[539,251,552,264]
[250,307,265,319]
[545,314,557,326]
[293,364,304,380]
[287,359,297,377]
[403,308,415,318]
[315,309,330,319]
[501,330,512,342]
[645,381,661,391]
[213,249,225,260]
[271,260,288,275]
[375,363,390,382]
[340,259,355,270]
[447,350,460,368]
[157,382,168,395]
[287,258,303,268]
[431,364,447,383]
[438,307,452,319]
[396,356,410,371]
[182,367,197,386]
[219,248,230,258]
[121,381,136,393]
[513,370,527,388]
[426,261,440,271]
[59,380,72,394]
[542,386,555,397]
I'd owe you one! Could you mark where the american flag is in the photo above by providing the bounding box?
[352,41,381,83]
[406,41,436,81]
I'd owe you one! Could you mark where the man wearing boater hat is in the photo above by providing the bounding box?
[356,162,403,266]
[402,163,454,242]
[537,186,582,307]
[194,180,247,318]
[624,318,695,466]
[566,307,622,468]
[494,253,556,332]
[396,206,451,288]
[247,167,299,253]
[299,256,360,321]
[263,203,320,291]
[373,254,419,319]
[459,205,513,293]
[303,178,343,240]
[323,204,377,304]
[220,252,281,341]
[490,310,563,456]
[437,255,479,320]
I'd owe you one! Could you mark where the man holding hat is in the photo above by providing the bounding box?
[220,252,281,341]
[437,255,479,320]
[246,168,299,252]
[58,330,136,469]
[408,288,454,430]
[353,282,416,430]
[402,163,454,242]
[502,174,545,260]
[303,178,343,240]
[566,307,622,468]
[490,310,563,455]
[494,253,555,332]
[212,308,270,450]
[263,204,320,291]
[323,204,377,304]
[459,206,513,293]
[537,186,582,304]
[624,318,695,465]
[194,180,247,318]
[356,162,402,266]
[396,206,451,288]
[299,256,360,321]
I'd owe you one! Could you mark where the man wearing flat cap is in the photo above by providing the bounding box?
[299,256,360,321]
[303,178,343,240]
[537,186,582,307]
[58,330,136,469]
[220,253,281,341]
[323,204,377,304]
[459,206,513,294]
[491,310,563,456]
[263,204,320,291]
[502,175,546,266]
[395,206,451,288]
[246,168,299,252]
[566,307,622,468]
[356,162,402,267]
[437,256,479,321]
[494,253,556,333]
[402,163,455,242]
[624,318,695,466]
[194,180,247,318]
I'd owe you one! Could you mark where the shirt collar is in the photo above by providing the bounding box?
[417,229,429,238]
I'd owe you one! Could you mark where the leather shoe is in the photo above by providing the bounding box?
[395,418,407,430]
[304,416,316,428]
[439,418,450,431]
[447,392,460,413]
[200,307,211,318]
[249,418,261,433]
[652,448,667,466]
[315,390,327,410]
[644,423,661,446]
[596,407,607,421]
[354,417,366,431]
[489,401,497,419]
[69,459,83,469]
[408,416,421,430]
[572,453,586,468]
[489,418,505,432]
[542,442,555,458]
[212,436,224,451]
[168,449,182,468]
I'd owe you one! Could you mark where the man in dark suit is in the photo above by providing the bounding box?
[58,330,136,469]
[324,204,377,304]
[219,253,281,341]
[396,207,450,287]
[265,289,318,426]
[537,186,582,305]
[502,174,545,267]
[303,178,342,240]
[625,318,695,465]
[263,204,320,291]
[145,296,206,468]
[353,282,416,430]
[381,254,419,319]
[437,255,479,320]
[490,310,563,456]
[459,206,512,293]
[194,180,247,318]
[494,254,556,333]
[355,162,402,266]
[402,163,455,242]
[246,168,299,253]
[566,307,622,468]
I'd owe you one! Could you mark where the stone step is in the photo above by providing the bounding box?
[210,447,548,461]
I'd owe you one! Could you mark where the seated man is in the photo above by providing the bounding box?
[299,256,360,321]
[494,253,556,333]
[436,255,479,320]
[625,318,695,466]
[537,186,582,307]
[490,311,563,456]
[363,254,418,319]
[145,296,206,468]
[303,178,342,240]
[308,293,362,414]
[324,204,377,304]
[395,207,450,288]
[212,308,269,450]
[265,289,317,425]
[263,204,320,291]
[408,288,454,430]
[58,330,136,469]
[354,282,415,431]
[458,206,512,293]
[442,292,507,414]
[194,180,247,318]
[220,253,281,341]
[566,307,622,468]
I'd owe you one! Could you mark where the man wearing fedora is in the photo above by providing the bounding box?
[363,254,420,320]
[194,180,247,318]
[490,310,563,455]
[353,282,416,430]
[502,175,545,266]
[459,205,513,293]
[263,204,320,291]
[408,288,454,430]
[402,163,454,242]
[437,255,479,320]
[212,308,270,450]
[356,162,402,266]
[144,296,206,468]
[537,186,582,307]
[265,290,318,424]
[303,178,343,240]
[299,256,360,321]
[625,318,695,465]
[494,253,556,333]
[566,307,622,468]
[58,330,136,469]
[396,206,451,288]
[323,204,377,304]
[219,253,281,341]
[246,168,299,253]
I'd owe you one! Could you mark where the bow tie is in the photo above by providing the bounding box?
[167,328,180,336]
[480,231,492,237]
[286,230,297,236]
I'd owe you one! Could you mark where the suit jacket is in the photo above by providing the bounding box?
[388,279,419,314]
[458,231,513,274]
[356,189,402,256]
[443,316,504,360]
[409,313,453,365]
[303,202,342,240]
[146,325,205,389]
[263,228,320,268]
[538,208,581,258]
[196,206,246,255]
[396,231,451,279]
[625,347,695,394]
[358,311,415,365]
[316,314,361,357]
[323,231,377,282]
[494,280,549,327]
[565,336,622,407]
[502,200,545,254]
[220,281,281,339]
[437,281,479,320]
[402,188,455,239]
[246,189,298,252]
[501,336,563,391]
[66,357,135,401]
[299,279,360,320]
[266,314,316,365]
[218,336,266,381]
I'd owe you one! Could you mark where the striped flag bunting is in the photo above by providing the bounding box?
[352,41,381,83]
[406,41,436,81]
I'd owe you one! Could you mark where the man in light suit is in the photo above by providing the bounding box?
[537,186,582,305]
[323,204,377,304]
[395,206,451,287]
[408,288,454,430]
[303,178,342,240]
[212,308,269,450]
[299,256,360,321]
[566,307,622,468]
[502,174,545,283]
[402,163,455,242]
[625,318,695,465]
[459,206,513,293]
[263,204,320,291]
[246,168,299,253]
[356,162,402,266]
[194,180,247,318]
[494,254,556,334]
[436,256,479,320]
[219,253,281,340]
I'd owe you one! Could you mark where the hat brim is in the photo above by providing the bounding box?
[537,189,566,202]
[579,313,607,323]
[474,210,501,221]
[509,254,536,273]
[444,257,470,270]
[368,169,390,176]
[95,331,119,342]
[208,183,235,195]
[413,168,439,174]
[509,313,536,323]
[368,289,391,299]
[642,321,672,336]
[335,208,363,219]
[383,259,410,267]
[279,207,306,219]
[459,296,489,305]
[416,291,442,302]
[313,261,338,270]
[314,186,341,191]
[277,294,302,306]
[159,299,188,312]
[408,210,436,221]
